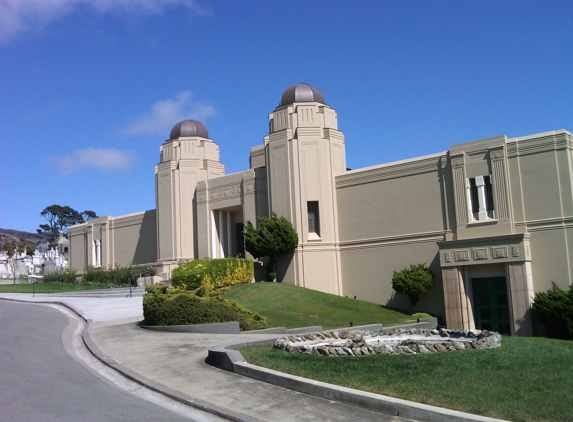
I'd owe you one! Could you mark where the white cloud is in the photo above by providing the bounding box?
[123,91,217,135]
[49,147,138,176]
[0,0,211,43]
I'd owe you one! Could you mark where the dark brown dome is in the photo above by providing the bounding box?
[279,83,325,107]
[169,119,209,140]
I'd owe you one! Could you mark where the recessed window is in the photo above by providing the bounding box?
[92,240,101,267]
[307,201,320,236]
[467,175,495,221]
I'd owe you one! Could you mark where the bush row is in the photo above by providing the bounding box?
[81,265,155,286]
[171,258,253,291]
[42,268,78,284]
[143,283,266,331]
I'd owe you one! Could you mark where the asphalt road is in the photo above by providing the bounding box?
[0,300,211,422]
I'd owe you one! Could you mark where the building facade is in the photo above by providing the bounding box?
[69,83,573,336]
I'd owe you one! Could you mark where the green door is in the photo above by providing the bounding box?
[472,277,511,334]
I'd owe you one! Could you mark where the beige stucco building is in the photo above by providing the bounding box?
[69,83,573,336]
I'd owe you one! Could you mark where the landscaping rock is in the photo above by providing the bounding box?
[272,327,502,356]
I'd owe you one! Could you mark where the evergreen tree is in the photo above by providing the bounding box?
[391,263,434,314]
[244,212,298,281]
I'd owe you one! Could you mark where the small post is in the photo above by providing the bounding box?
[32,280,35,298]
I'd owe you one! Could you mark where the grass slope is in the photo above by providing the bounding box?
[240,337,573,422]
[223,282,419,329]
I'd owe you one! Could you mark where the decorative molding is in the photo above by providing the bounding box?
[438,234,531,267]
[472,248,489,260]
[453,165,468,225]
[339,230,447,251]
[491,154,509,219]
[506,132,573,158]
[514,216,573,232]
[492,247,508,259]
[467,150,487,162]
[451,152,465,168]
[209,185,242,200]
[335,154,444,189]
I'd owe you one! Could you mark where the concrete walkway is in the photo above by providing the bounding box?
[0,293,407,422]
[0,292,505,422]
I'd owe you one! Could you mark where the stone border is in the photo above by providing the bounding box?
[273,328,502,356]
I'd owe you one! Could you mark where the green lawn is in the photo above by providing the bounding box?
[223,282,425,329]
[0,282,109,294]
[239,336,573,422]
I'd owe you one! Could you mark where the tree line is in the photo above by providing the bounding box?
[37,204,98,241]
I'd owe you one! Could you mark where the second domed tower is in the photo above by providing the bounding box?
[250,83,346,294]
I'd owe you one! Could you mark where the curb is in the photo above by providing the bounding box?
[207,327,509,422]
[0,297,264,422]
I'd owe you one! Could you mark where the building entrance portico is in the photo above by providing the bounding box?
[209,206,243,258]
[438,234,534,335]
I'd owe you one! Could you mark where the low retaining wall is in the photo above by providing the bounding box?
[141,321,240,334]
[273,328,502,356]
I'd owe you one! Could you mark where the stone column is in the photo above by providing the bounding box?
[226,211,232,257]
[218,211,225,258]
[507,262,534,336]
[442,266,474,330]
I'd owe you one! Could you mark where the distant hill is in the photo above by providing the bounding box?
[0,228,46,248]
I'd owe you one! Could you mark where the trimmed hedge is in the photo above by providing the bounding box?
[171,258,253,291]
[43,268,77,284]
[533,282,573,339]
[81,265,155,286]
[143,283,266,331]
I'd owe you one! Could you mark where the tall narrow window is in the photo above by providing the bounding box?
[307,201,320,236]
[95,240,101,267]
[92,239,101,267]
[467,175,495,221]
[484,175,494,217]
[469,178,479,215]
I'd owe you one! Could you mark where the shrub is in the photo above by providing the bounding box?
[171,258,253,291]
[244,212,298,281]
[43,268,77,284]
[82,266,108,285]
[533,282,573,339]
[391,263,434,313]
[143,283,266,330]
[81,265,155,286]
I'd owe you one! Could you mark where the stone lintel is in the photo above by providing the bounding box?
[438,233,531,267]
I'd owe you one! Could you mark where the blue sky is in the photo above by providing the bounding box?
[1,0,572,233]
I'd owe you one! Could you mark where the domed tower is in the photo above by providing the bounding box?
[155,120,224,270]
[258,83,346,293]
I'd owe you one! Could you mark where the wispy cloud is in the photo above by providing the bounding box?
[0,0,212,43]
[123,91,217,135]
[49,147,138,176]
